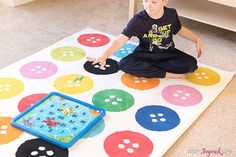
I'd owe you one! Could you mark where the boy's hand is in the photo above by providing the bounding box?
[177,27,204,58]
[196,38,204,58]
[86,56,107,69]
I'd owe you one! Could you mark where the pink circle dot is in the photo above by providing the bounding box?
[20,61,57,79]
[162,85,202,106]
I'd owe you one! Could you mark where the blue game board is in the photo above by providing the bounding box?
[11,92,106,148]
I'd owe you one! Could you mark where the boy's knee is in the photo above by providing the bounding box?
[118,56,135,71]
[188,57,198,72]
[118,59,126,71]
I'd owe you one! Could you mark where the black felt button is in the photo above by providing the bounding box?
[84,58,119,75]
[16,138,69,157]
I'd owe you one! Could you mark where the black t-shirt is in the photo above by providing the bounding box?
[122,7,182,53]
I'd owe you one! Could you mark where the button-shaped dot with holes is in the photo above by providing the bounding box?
[162,85,202,106]
[186,67,220,86]
[54,74,94,94]
[0,78,24,99]
[77,33,110,47]
[51,46,86,62]
[18,94,47,112]
[0,117,23,144]
[92,89,134,112]
[16,138,68,157]
[84,58,119,75]
[121,73,160,90]
[113,43,137,58]
[135,105,180,131]
[20,61,58,79]
[104,131,153,157]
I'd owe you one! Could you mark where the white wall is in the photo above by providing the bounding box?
[1,0,34,7]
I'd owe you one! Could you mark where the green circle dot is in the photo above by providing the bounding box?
[92,89,134,112]
[51,46,86,62]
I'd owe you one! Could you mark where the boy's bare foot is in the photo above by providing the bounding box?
[165,72,187,79]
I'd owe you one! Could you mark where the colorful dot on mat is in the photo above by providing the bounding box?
[186,67,220,86]
[92,89,134,112]
[162,85,202,106]
[51,46,86,62]
[15,138,68,157]
[54,74,94,94]
[18,93,47,112]
[135,105,180,131]
[113,43,137,59]
[0,78,24,99]
[84,58,119,75]
[77,33,110,47]
[104,131,153,157]
[20,61,58,79]
[0,117,24,145]
[121,73,160,90]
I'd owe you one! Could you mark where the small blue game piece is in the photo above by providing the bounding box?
[11,92,106,148]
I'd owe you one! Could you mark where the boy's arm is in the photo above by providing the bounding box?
[86,34,129,68]
[177,26,204,58]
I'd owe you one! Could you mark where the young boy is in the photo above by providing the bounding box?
[87,0,203,78]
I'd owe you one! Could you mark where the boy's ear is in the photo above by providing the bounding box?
[162,0,169,5]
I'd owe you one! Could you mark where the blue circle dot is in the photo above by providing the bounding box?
[113,43,137,58]
[135,105,180,131]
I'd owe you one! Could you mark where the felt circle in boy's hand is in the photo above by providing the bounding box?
[162,85,202,106]
[16,138,68,157]
[84,58,119,75]
[77,33,110,47]
[104,131,153,157]
[135,105,180,131]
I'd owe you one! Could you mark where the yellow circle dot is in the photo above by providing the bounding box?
[186,67,220,86]
[0,78,24,99]
[54,74,94,94]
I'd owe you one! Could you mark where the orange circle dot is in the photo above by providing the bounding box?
[0,117,23,144]
[121,73,160,90]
